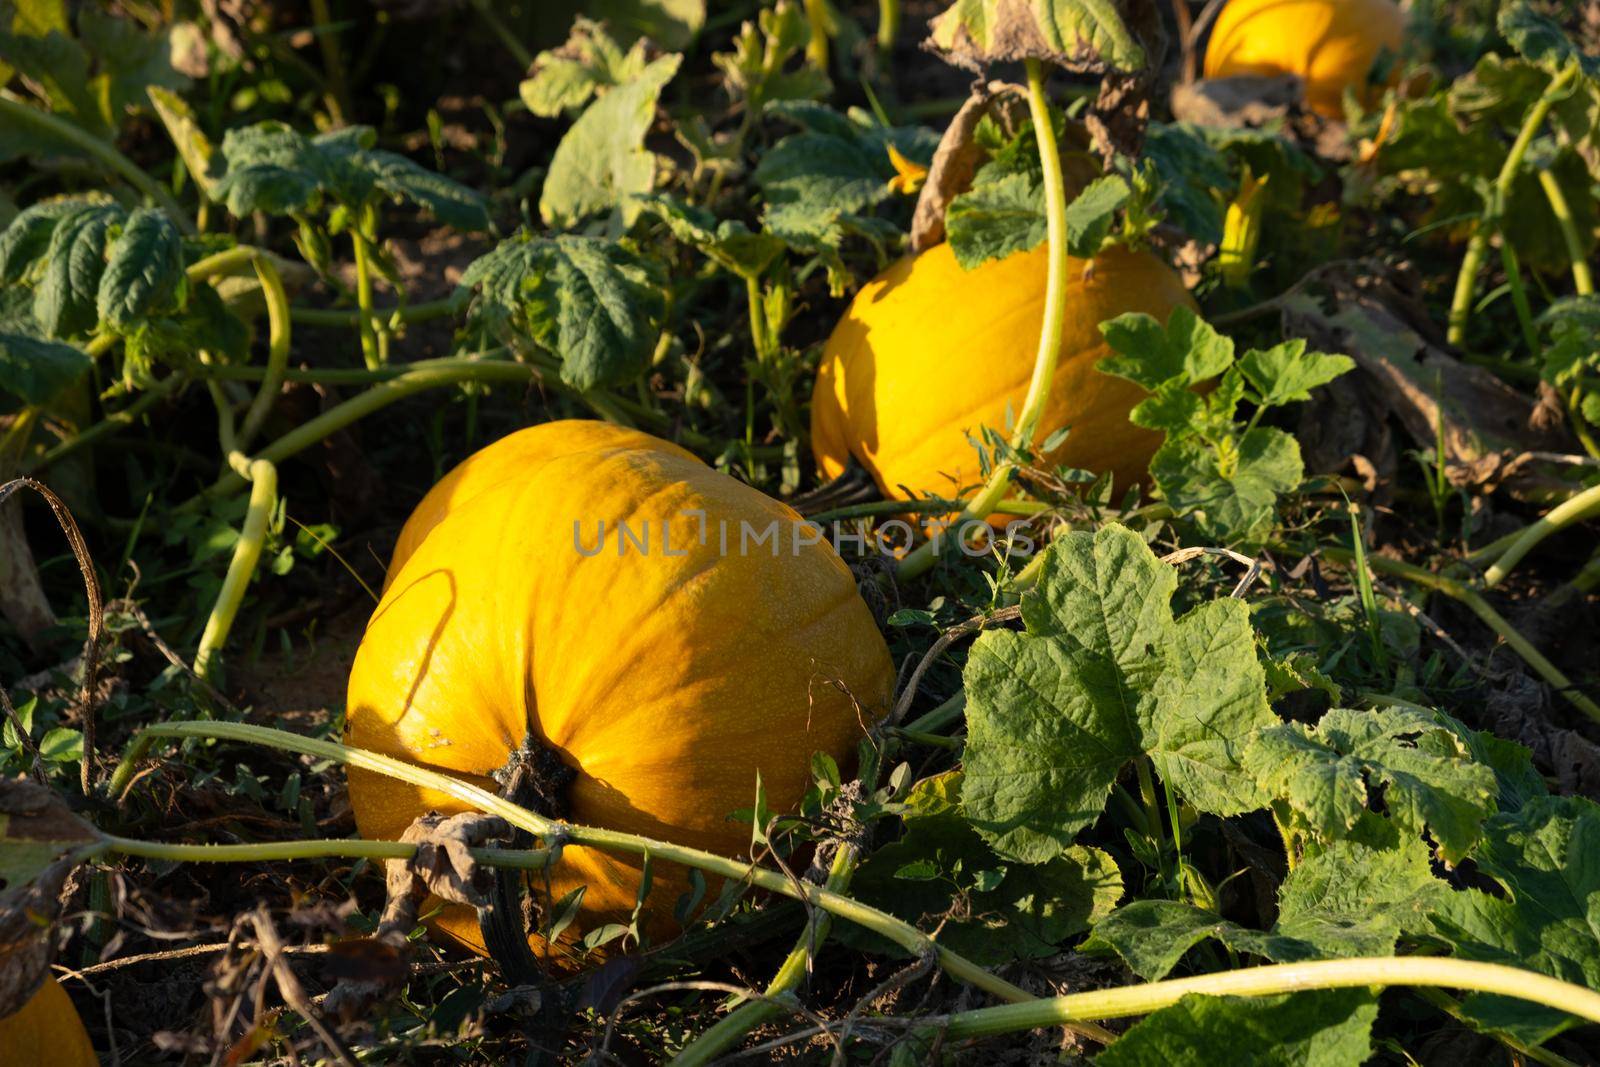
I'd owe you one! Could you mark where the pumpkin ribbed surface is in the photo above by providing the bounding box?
[1203,0,1406,118]
[0,977,98,1067]
[345,420,894,958]
[811,242,1195,505]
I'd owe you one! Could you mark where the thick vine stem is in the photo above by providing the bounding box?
[103,834,555,871]
[1446,62,1580,347]
[673,840,863,1066]
[1320,546,1600,724]
[192,459,278,681]
[935,957,1600,1038]
[1483,481,1600,589]
[186,245,260,283]
[201,361,540,499]
[238,256,292,450]
[191,357,785,502]
[896,57,1069,581]
[290,292,466,330]
[350,228,383,370]
[0,91,193,233]
[877,0,900,54]
[115,721,1040,1008]
[1538,167,1594,296]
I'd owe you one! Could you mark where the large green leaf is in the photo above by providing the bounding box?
[539,54,682,232]
[753,104,937,219]
[355,148,490,232]
[1098,306,1234,390]
[1088,837,1443,979]
[459,234,664,392]
[962,525,1276,862]
[1096,990,1378,1067]
[946,171,1047,269]
[1431,795,1600,1045]
[587,0,705,50]
[97,209,184,328]
[520,17,656,118]
[212,121,487,229]
[0,198,89,284]
[32,203,120,338]
[0,330,91,404]
[634,194,785,279]
[1499,2,1600,77]
[1148,427,1303,547]
[1244,707,1497,862]
[844,773,1122,964]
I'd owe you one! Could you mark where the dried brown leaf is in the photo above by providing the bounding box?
[1280,266,1574,498]
[0,778,100,1018]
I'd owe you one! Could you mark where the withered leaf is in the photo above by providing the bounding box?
[0,778,101,1018]
[927,0,1146,75]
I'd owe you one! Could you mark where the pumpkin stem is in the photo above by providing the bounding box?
[478,735,576,985]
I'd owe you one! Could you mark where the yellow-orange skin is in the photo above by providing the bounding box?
[345,421,893,962]
[0,977,98,1067]
[1204,0,1406,118]
[811,243,1196,506]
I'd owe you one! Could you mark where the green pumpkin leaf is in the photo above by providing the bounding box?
[1095,990,1378,1067]
[1244,706,1497,862]
[754,105,937,220]
[1430,795,1600,1046]
[962,525,1277,862]
[0,27,102,135]
[97,208,185,328]
[1148,598,1276,816]
[213,122,323,217]
[927,0,1146,74]
[634,194,785,279]
[33,203,121,338]
[844,772,1122,964]
[1098,306,1234,391]
[539,54,682,232]
[1089,837,1444,981]
[352,147,491,232]
[520,17,655,118]
[1063,174,1130,256]
[0,330,92,403]
[946,171,1047,269]
[1498,2,1600,77]
[213,121,487,229]
[1143,122,1229,246]
[587,0,705,51]
[0,199,91,284]
[1237,340,1356,408]
[1148,427,1302,547]
[460,234,664,392]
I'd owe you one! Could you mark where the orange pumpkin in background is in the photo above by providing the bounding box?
[0,976,99,1067]
[1203,0,1407,118]
[345,421,894,962]
[811,242,1196,510]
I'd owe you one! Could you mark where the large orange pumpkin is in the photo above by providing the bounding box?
[345,421,894,961]
[811,242,1195,507]
[1203,0,1406,118]
[0,976,98,1067]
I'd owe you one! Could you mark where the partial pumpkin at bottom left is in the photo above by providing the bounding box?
[0,975,99,1067]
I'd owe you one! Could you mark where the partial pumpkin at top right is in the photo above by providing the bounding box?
[1203,0,1408,118]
